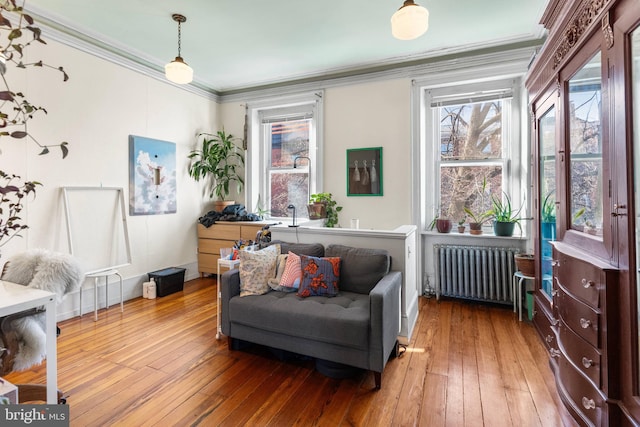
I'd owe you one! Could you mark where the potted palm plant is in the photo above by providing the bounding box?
[187,129,245,211]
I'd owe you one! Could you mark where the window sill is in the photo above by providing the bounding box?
[421,230,527,240]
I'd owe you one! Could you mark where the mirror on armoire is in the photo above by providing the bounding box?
[539,106,556,299]
[631,25,640,384]
[568,52,603,236]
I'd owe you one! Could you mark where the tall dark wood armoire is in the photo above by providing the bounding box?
[526,0,640,425]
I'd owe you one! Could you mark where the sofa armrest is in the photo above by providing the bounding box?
[220,269,240,335]
[369,270,402,372]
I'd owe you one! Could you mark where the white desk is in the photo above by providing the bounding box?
[216,259,240,339]
[0,280,57,403]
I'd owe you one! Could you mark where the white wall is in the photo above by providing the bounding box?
[1,38,218,319]
[220,78,413,230]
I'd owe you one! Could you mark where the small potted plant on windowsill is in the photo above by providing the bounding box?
[429,206,454,233]
[457,216,466,233]
[489,192,524,237]
[463,207,492,235]
[308,193,342,228]
[463,177,493,235]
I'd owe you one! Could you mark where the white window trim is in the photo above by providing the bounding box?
[246,91,324,221]
[415,77,525,234]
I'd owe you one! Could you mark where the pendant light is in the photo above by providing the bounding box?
[391,0,429,41]
[165,13,193,84]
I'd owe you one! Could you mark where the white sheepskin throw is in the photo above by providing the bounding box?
[1,249,84,372]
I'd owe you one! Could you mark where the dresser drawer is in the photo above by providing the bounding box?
[555,253,601,308]
[559,321,601,388]
[197,253,218,273]
[197,223,241,240]
[533,298,557,352]
[199,239,229,255]
[240,224,263,240]
[558,356,605,426]
[557,286,600,348]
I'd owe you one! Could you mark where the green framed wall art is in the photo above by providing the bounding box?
[346,147,382,196]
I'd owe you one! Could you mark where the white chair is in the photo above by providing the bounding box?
[80,269,123,322]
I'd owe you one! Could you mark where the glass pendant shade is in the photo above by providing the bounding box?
[391,1,429,41]
[165,56,193,84]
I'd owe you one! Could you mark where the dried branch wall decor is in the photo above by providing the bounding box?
[0,0,70,248]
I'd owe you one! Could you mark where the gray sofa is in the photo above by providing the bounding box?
[220,242,401,389]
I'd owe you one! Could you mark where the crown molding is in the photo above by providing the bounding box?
[23,4,542,103]
[219,41,542,103]
[24,5,220,102]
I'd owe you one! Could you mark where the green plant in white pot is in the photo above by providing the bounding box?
[187,130,245,207]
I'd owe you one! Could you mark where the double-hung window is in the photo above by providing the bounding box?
[420,79,522,230]
[248,93,323,221]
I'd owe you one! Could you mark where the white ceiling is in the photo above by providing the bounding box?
[25,0,549,95]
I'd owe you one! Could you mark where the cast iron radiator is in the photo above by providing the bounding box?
[434,244,520,305]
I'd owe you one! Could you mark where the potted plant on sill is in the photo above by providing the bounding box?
[308,193,342,228]
[457,216,466,234]
[428,205,455,233]
[463,207,492,235]
[187,129,245,212]
[463,177,493,235]
[489,192,524,237]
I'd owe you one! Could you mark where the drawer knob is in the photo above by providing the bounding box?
[581,278,595,289]
[551,260,560,267]
[582,357,593,368]
[545,335,554,343]
[582,397,596,410]
[550,348,561,358]
[551,289,559,297]
[580,318,592,329]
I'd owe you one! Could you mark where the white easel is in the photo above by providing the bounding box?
[62,187,132,321]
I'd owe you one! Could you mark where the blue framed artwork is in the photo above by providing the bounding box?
[129,135,177,215]
[347,147,382,196]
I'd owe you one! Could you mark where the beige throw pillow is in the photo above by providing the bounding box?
[239,244,280,297]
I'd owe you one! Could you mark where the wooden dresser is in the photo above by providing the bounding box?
[551,242,618,426]
[526,0,640,424]
[197,221,267,276]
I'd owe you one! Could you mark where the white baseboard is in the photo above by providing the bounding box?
[56,261,199,321]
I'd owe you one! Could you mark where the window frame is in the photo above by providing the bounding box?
[417,78,524,234]
[246,92,324,222]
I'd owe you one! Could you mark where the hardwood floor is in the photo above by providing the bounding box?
[5,278,576,426]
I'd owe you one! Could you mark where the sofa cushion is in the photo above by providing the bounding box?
[324,244,390,294]
[269,241,324,257]
[229,291,369,349]
[239,244,280,296]
[268,254,296,292]
[277,252,301,290]
[298,255,340,297]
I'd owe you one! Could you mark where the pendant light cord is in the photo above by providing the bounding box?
[177,20,182,57]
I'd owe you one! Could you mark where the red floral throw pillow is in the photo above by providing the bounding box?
[297,255,340,297]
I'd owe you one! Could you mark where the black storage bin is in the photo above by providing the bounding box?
[148,267,186,297]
